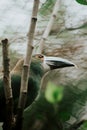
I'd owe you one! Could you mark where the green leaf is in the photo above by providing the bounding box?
[45,82,63,104]
[76,0,87,5]
[59,112,70,122]
[58,80,87,128]
[77,121,87,130]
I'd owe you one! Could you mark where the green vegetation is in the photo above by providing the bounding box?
[78,122,87,130]
[76,0,87,5]
[45,82,63,103]
[40,0,56,15]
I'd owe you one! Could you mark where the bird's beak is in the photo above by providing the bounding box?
[43,56,76,70]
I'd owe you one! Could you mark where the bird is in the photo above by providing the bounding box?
[22,54,76,130]
[0,54,75,122]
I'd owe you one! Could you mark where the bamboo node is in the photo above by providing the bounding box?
[53,14,56,18]
[2,39,8,44]
[32,16,37,20]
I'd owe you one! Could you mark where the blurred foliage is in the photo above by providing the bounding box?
[45,82,64,104]
[40,0,56,15]
[78,121,87,130]
[9,50,22,70]
[23,79,87,130]
[57,80,87,130]
[76,0,87,5]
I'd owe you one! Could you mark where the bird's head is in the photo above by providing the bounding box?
[33,54,76,72]
[12,54,76,75]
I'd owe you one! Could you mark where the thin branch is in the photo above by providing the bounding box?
[38,0,61,53]
[15,0,40,130]
[2,39,13,130]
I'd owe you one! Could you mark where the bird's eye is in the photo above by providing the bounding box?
[34,54,44,61]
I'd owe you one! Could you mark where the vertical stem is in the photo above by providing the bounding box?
[15,1,40,130]
[2,39,13,130]
[38,0,61,53]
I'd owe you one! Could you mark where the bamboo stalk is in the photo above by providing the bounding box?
[15,0,40,129]
[38,0,61,53]
[2,39,13,130]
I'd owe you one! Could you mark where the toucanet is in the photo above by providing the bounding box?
[0,54,75,122]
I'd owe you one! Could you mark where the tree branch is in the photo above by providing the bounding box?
[38,0,61,53]
[2,39,13,130]
[15,0,40,130]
